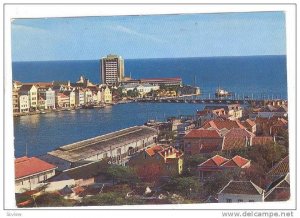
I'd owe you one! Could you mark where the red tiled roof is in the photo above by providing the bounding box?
[223,138,247,150]
[225,128,255,138]
[15,156,57,179]
[252,136,274,146]
[202,120,245,130]
[145,145,164,156]
[184,129,222,138]
[222,155,250,168]
[200,155,229,167]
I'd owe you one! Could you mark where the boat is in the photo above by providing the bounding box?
[215,87,231,97]
[81,104,94,109]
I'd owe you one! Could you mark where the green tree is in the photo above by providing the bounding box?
[106,165,138,185]
[163,176,201,198]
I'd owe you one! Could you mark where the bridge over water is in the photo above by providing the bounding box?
[134,94,287,107]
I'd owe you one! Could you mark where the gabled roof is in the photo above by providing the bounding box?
[19,84,36,92]
[199,155,229,167]
[184,129,222,138]
[222,155,250,168]
[267,156,289,177]
[265,173,290,200]
[224,128,255,138]
[145,145,164,156]
[198,155,250,169]
[15,156,57,179]
[202,120,245,130]
[218,180,264,195]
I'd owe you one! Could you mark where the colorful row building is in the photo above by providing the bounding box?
[12,76,113,113]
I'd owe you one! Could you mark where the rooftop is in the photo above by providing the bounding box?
[15,156,57,179]
[267,156,289,177]
[202,120,245,130]
[219,180,264,195]
[184,129,222,138]
[48,126,158,163]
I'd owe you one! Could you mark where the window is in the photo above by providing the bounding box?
[238,199,243,202]
[249,200,254,202]
[226,199,232,203]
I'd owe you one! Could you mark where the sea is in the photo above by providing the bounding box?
[12,55,288,157]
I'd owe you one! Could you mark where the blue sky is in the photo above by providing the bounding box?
[11,12,286,61]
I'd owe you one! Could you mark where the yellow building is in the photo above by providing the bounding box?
[18,85,38,111]
[128,145,184,178]
[101,86,112,104]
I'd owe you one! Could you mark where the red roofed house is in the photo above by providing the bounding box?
[128,145,184,179]
[241,119,257,134]
[183,129,224,155]
[15,156,57,193]
[198,155,251,180]
[222,128,255,150]
[202,119,245,131]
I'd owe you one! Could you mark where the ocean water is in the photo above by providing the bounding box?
[12,55,288,157]
[12,55,287,99]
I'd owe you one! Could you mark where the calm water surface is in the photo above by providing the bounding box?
[14,103,204,157]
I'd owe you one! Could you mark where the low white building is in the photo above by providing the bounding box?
[19,95,30,113]
[121,83,159,96]
[15,156,57,193]
[46,88,56,109]
[218,180,264,203]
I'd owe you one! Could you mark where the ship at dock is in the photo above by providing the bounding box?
[215,87,231,98]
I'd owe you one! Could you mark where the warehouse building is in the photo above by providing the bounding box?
[41,126,158,171]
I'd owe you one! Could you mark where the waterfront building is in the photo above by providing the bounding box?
[75,89,85,106]
[76,75,96,87]
[101,54,125,85]
[128,145,184,178]
[19,95,29,113]
[218,180,264,203]
[140,77,182,86]
[18,84,38,111]
[12,87,19,113]
[83,88,93,104]
[183,129,224,155]
[43,126,158,171]
[13,80,23,90]
[56,92,70,108]
[37,96,46,110]
[46,88,56,109]
[15,156,57,193]
[100,85,112,104]
[37,86,48,110]
[64,90,76,107]
[121,83,160,97]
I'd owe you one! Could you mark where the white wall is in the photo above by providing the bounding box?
[218,193,264,203]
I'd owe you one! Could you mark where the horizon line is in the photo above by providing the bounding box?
[12,54,286,63]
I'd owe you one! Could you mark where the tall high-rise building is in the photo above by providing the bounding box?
[101,54,125,85]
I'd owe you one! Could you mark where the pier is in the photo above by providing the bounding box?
[134,94,287,107]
